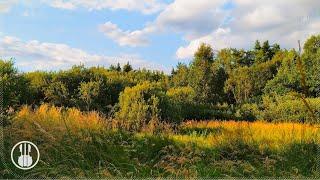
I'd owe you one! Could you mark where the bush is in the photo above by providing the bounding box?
[235,103,260,121]
[167,86,195,120]
[0,60,29,110]
[261,94,320,123]
[116,82,181,128]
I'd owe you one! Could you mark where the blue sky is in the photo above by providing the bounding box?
[0,0,319,73]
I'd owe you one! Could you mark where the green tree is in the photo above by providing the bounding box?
[302,34,320,97]
[254,40,261,51]
[264,34,320,97]
[0,60,29,110]
[109,63,122,72]
[225,55,281,104]
[254,40,280,64]
[44,81,69,106]
[24,71,52,105]
[303,34,320,56]
[188,43,216,104]
[171,62,189,87]
[225,66,252,104]
[79,81,101,111]
[123,62,133,73]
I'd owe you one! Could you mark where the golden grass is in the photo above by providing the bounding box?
[13,104,104,140]
[12,104,320,152]
[171,120,320,151]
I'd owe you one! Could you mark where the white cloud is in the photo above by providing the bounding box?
[99,22,149,47]
[0,36,168,72]
[175,0,320,59]
[102,0,320,59]
[154,0,228,38]
[49,0,76,10]
[3,0,320,61]
[100,0,228,47]
[0,0,18,13]
[176,28,233,59]
[46,0,166,14]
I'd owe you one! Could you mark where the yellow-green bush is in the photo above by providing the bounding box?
[166,86,195,103]
[261,94,320,123]
[116,81,182,128]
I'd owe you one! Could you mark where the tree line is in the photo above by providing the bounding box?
[1,34,320,125]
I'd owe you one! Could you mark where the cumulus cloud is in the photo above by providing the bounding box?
[102,0,320,59]
[176,28,234,59]
[175,0,320,59]
[45,0,166,14]
[3,0,320,61]
[154,0,228,38]
[101,0,228,47]
[0,36,168,72]
[99,22,149,47]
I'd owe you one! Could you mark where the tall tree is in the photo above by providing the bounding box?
[123,62,133,73]
[254,40,261,51]
[188,43,226,104]
[171,62,189,87]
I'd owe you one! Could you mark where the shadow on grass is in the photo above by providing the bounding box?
[179,127,225,136]
[1,128,318,178]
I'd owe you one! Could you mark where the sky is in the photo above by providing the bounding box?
[0,0,319,73]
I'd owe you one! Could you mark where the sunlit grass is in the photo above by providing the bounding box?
[11,104,104,141]
[3,104,319,178]
[170,120,320,151]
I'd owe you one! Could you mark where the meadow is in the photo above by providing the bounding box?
[1,104,319,178]
[1,35,320,178]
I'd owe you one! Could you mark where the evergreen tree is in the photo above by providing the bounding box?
[123,62,133,72]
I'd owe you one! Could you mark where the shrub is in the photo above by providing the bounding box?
[166,86,195,120]
[235,103,260,121]
[0,60,29,110]
[116,82,181,129]
[166,86,195,103]
[78,81,101,111]
[261,94,320,123]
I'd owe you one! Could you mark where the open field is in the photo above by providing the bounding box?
[1,1,320,179]
[1,105,319,178]
[1,34,320,178]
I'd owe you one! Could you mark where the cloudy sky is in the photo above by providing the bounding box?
[0,0,319,72]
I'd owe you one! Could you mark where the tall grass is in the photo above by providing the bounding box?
[176,120,319,150]
[2,104,319,178]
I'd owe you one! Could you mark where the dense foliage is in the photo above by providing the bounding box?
[1,34,319,124]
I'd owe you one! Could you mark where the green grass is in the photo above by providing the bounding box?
[1,105,319,178]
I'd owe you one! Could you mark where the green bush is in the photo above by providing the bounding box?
[167,87,233,121]
[261,94,320,123]
[116,81,181,127]
[167,86,195,120]
[0,60,29,110]
[235,103,260,121]
[166,86,195,103]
